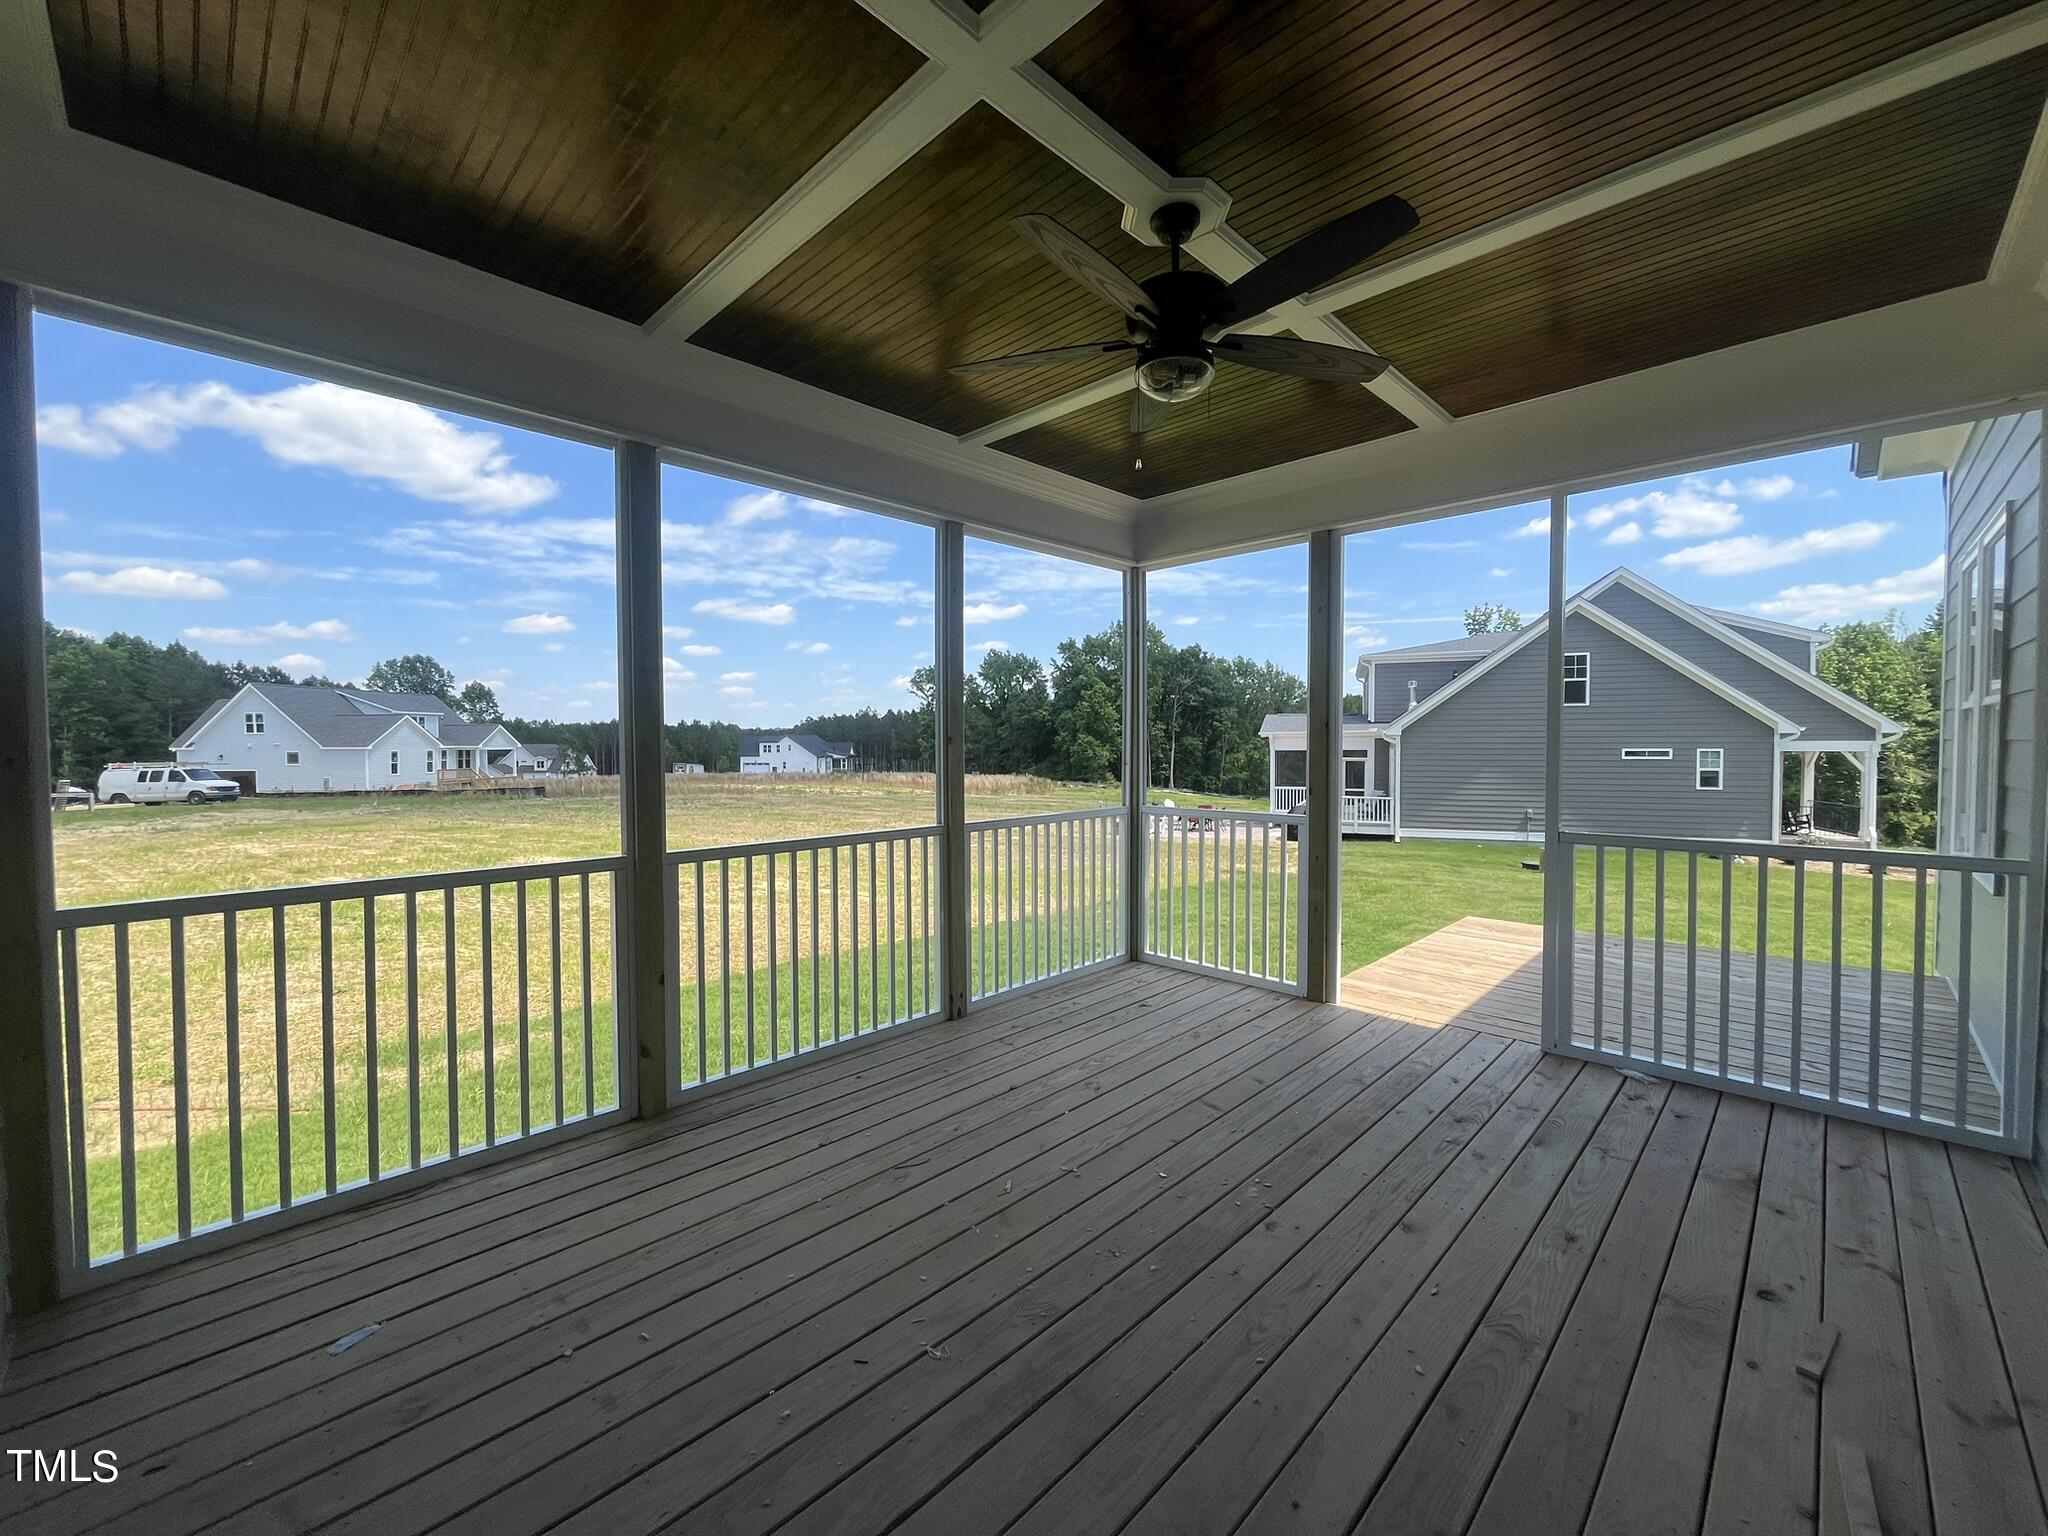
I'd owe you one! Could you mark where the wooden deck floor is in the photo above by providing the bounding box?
[1344,915,2001,1131]
[6,963,2048,1536]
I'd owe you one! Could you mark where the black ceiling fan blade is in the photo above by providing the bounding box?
[1130,389,1169,436]
[1012,215,1159,326]
[1214,195,1418,325]
[949,341,1133,375]
[1214,333,1392,384]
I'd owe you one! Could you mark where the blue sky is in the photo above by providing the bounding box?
[34,313,1946,722]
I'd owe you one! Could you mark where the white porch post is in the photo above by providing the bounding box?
[1267,739,1278,812]
[1860,748,1880,846]
[937,521,969,1018]
[1123,566,1148,959]
[616,442,669,1118]
[1306,531,1342,1001]
[1799,750,1818,818]
[0,283,62,1309]
[1540,490,1569,1051]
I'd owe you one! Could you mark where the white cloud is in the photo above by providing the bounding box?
[678,643,721,657]
[662,625,694,639]
[1603,521,1643,546]
[542,642,566,653]
[274,652,326,671]
[57,565,228,600]
[1753,556,1945,624]
[1487,566,1513,579]
[1509,514,1568,538]
[1170,615,1200,627]
[662,657,696,683]
[458,635,472,646]
[1711,473,1800,500]
[787,640,831,654]
[888,673,917,693]
[963,600,1027,624]
[894,615,922,628]
[225,557,288,580]
[1659,521,1893,577]
[184,618,354,645]
[1400,538,1480,552]
[968,639,1010,653]
[36,381,557,510]
[718,684,756,700]
[1345,623,1389,648]
[1581,486,1741,538]
[719,670,757,683]
[503,612,575,635]
[724,490,792,526]
[694,597,795,625]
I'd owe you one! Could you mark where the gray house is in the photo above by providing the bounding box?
[1262,567,1900,843]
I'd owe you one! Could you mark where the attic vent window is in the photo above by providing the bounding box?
[1620,748,1672,761]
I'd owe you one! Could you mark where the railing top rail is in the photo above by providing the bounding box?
[664,823,943,865]
[1557,828,2028,877]
[964,806,1123,833]
[53,854,628,929]
[1142,805,1303,827]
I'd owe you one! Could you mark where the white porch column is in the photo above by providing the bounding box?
[616,442,669,1119]
[0,284,62,1310]
[1799,750,1818,818]
[937,521,969,1018]
[1540,490,1568,1051]
[1123,567,1148,959]
[1860,749,1880,846]
[1267,739,1279,812]
[1306,530,1343,1001]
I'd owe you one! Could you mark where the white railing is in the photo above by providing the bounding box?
[1143,806,1305,992]
[968,807,1126,1002]
[52,856,625,1278]
[1270,785,1392,829]
[1549,832,2037,1152]
[666,827,940,1089]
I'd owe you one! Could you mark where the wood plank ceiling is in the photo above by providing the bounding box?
[38,0,2048,499]
[41,0,922,323]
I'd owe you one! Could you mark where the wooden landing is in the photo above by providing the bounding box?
[1343,915,2001,1132]
[6,965,2048,1536]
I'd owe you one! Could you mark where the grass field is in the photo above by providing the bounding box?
[49,776,1932,1258]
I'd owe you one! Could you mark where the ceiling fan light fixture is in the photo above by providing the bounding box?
[1135,353,1214,405]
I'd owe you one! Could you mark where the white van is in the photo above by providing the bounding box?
[97,763,242,806]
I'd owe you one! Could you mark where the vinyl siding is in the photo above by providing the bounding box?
[1720,620,1813,671]
[1370,658,1473,717]
[1931,412,2041,1160]
[1397,612,1776,840]
[1590,583,1874,741]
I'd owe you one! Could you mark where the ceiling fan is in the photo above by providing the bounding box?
[951,196,1419,436]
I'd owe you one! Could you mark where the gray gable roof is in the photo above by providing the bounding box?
[439,720,509,747]
[1359,630,1521,664]
[741,731,855,758]
[1260,713,1375,736]
[335,687,450,716]
[174,683,455,750]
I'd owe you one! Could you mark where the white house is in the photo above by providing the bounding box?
[172,683,570,792]
[739,731,856,774]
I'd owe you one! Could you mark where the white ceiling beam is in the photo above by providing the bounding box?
[1137,280,2048,564]
[1301,4,2048,316]
[644,0,1106,342]
[1991,94,2048,296]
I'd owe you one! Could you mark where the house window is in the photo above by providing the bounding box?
[285,751,300,765]
[390,751,400,775]
[1953,510,2011,864]
[1696,748,1724,790]
[1562,653,1589,706]
[1620,748,1672,761]
[244,711,265,734]
[425,752,434,773]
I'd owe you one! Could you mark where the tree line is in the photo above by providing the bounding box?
[40,613,1945,844]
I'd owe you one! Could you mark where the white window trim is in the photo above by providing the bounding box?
[1620,747,1672,760]
[1952,506,2011,885]
[244,711,265,735]
[389,751,400,775]
[1562,651,1590,707]
[285,751,299,765]
[1696,747,1724,791]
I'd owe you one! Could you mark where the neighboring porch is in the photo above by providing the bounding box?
[1265,718,1395,835]
[8,963,2047,1536]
